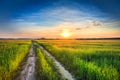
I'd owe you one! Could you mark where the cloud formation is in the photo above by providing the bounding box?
[0,3,120,38]
[91,20,102,27]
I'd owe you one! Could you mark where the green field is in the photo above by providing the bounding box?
[0,40,120,80]
[36,40,120,80]
[35,46,62,80]
[0,40,31,80]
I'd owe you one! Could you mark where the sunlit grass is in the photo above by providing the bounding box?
[0,40,31,80]
[36,40,120,80]
[35,45,62,80]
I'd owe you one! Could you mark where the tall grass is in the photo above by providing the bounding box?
[35,46,62,80]
[37,40,120,80]
[0,40,31,80]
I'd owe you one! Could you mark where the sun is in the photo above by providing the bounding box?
[61,29,71,38]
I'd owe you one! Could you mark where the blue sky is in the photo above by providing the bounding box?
[0,0,120,38]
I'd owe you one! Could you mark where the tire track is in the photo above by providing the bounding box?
[16,45,36,80]
[38,45,74,80]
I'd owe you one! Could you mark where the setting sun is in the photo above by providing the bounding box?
[61,30,71,38]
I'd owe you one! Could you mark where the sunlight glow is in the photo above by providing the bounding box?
[61,29,71,38]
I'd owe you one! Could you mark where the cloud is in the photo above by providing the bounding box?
[10,7,106,32]
[90,20,102,27]
[74,20,103,31]
[1,20,119,38]
[75,28,81,30]
[22,7,99,24]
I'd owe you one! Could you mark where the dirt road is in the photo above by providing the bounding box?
[39,45,74,80]
[16,43,74,80]
[17,45,36,80]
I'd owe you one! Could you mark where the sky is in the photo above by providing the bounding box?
[0,0,120,38]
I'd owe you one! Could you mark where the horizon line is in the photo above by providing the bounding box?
[0,37,120,40]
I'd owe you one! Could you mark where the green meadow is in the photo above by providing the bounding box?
[37,40,120,80]
[0,40,120,80]
[0,40,31,80]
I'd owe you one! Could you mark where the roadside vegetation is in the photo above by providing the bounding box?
[0,40,119,80]
[35,45,62,80]
[37,40,120,80]
[0,40,31,80]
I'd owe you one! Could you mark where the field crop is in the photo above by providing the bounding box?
[35,45,62,80]
[0,40,119,80]
[36,40,120,80]
[0,40,31,80]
